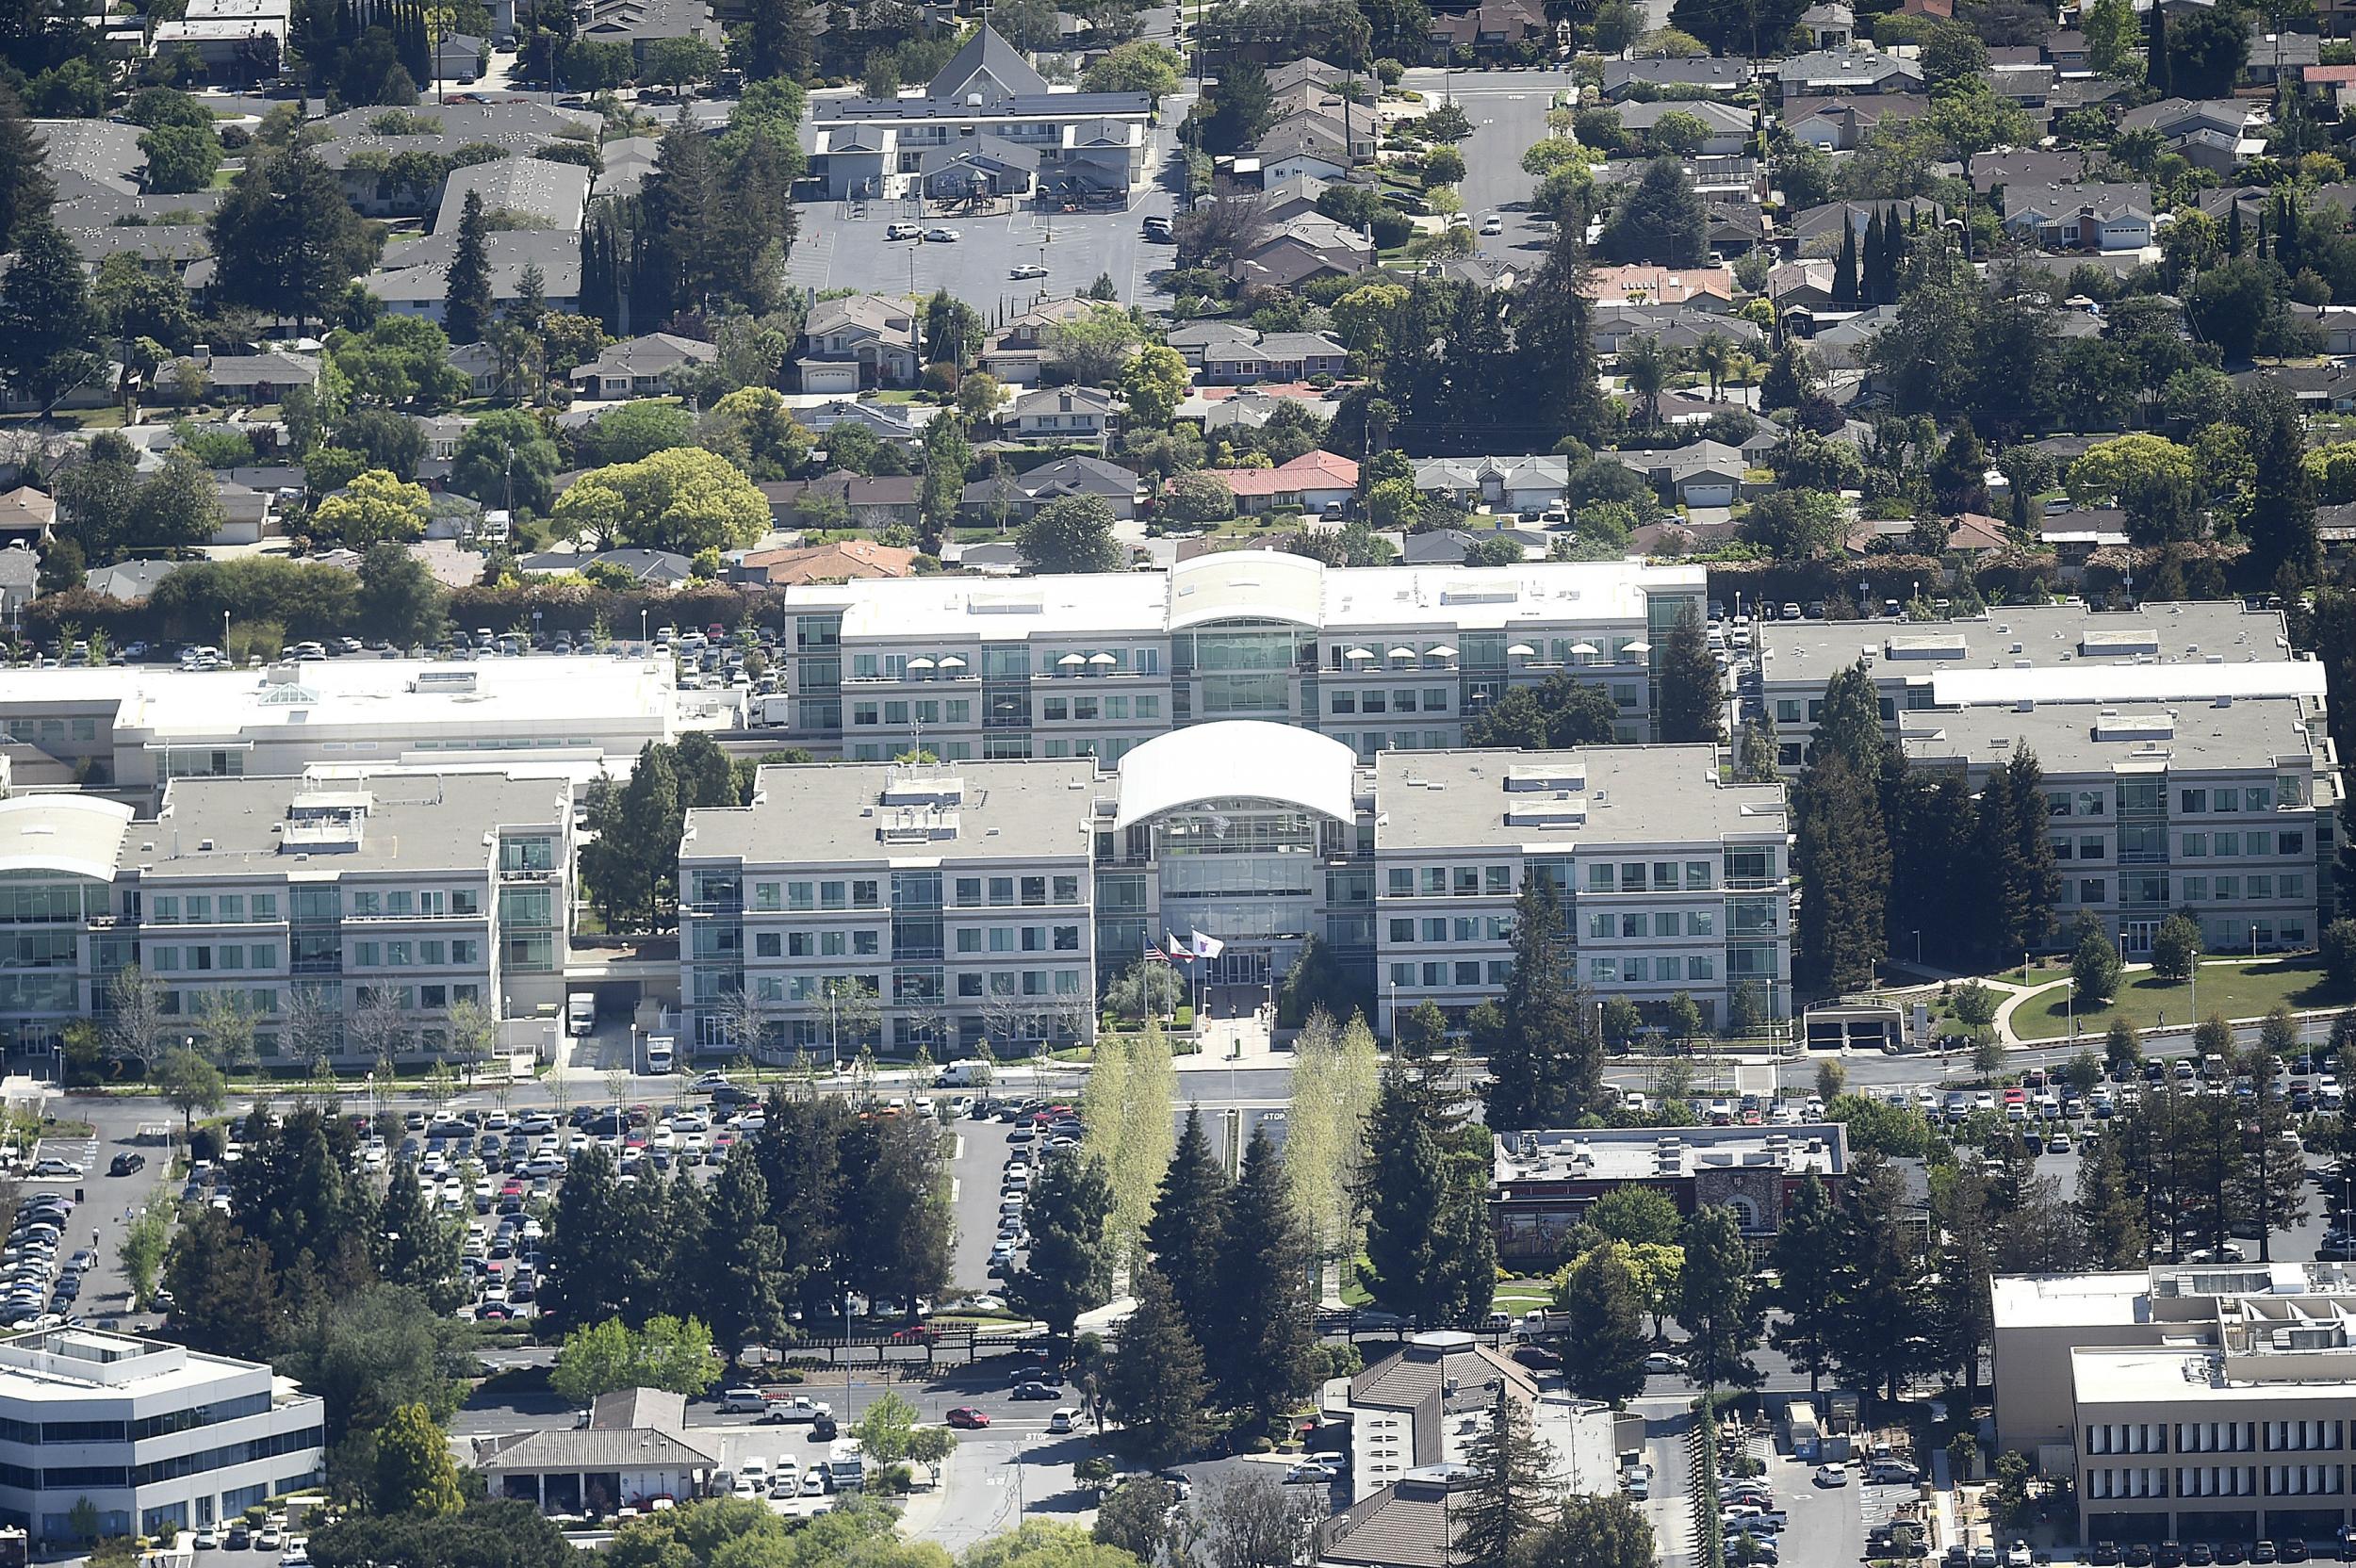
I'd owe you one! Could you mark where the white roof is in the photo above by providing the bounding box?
[1169,550,1325,630]
[0,794,133,883]
[1930,661,2326,709]
[1114,720,1357,829]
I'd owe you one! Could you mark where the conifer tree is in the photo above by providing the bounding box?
[2076,1130,2150,1268]
[443,188,494,347]
[1556,1244,1649,1404]
[1102,1265,1210,1467]
[1795,747,1889,989]
[1457,1389,1551,1568]
[1658,601,1724,745]
[2148,0,2171,95]
[692,1144,785,1357]
[1832,221,1857,305]
[0,82,55,255]
[1483,874,1595,1129]
[1825,1154,1929,1402]
[1009,1149,1114,1342]
[1767,1176,1842,1392]
[1361,1070,1447,1319]
[1143,1108,1230,1349]
[1677,1206,1763,1389]
[1215,1127,1317,1429]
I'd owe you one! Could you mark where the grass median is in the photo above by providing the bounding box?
[2011,957,2349,1042]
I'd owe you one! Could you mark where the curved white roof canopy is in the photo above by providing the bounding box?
[1114,721,1357,830]
[0,794,133,883]
[1168,551,1326,631]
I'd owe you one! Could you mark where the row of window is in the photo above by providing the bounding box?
[147,894,282,924]
[1385,866,1520,897]
[2182,875,2307,902]
[744,875,1085,912]
[0,1394,273,1446]
[351,889,482,918]
[749,970,1085,1003]
[847,649,1165,681]
[2084,1467,2350,1499]
[2050,786,2283,818]
[1389,916,1515,944]
[2181,832,2306,858]
[352,939,483,968]
[1587,910,1717,939]
[2087,1423,2352,1457]
[1333,690,1454,715]
[148,944,280,972]
[1591,956,1718,983]
[1042,695,1160,723]
[1389,960,1513,988]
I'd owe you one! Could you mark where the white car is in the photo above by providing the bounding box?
[1813,1463,1850,1487]
[1480,214,1503,235]
[1644,1351,1685,1374]
[1284,1460,1340,1485]
[884,222,922,240]
[1010,263,1049,279]
[923,227,961,242]
[1049,1407,1079,1434]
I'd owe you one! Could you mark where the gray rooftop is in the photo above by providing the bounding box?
[1373,745,1787,854]
[135,772,570,879]
[1758,600,2293,690]
[683,760,1099,865]
[1494,1122,1849,1183]
[1899,694,2331,777]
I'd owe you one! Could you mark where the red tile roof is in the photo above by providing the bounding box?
[1203,449,1360,496]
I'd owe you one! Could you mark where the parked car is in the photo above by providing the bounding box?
[107,1153,145,1177]
[922,227,961,243]
[1284,1461,1340,1485]
[945,1407,990,1429]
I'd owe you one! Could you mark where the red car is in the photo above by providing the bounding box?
[891,1326,941,1345]
[946,1407,990,1429]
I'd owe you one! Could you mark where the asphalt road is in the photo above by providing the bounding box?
[1402,68,1565,270]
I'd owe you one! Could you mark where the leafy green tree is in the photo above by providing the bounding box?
[1095,1478,1184,1561]
[1018,494,1123,574]
[1083,40,1183,97]
[850,1388,920,1471]
[1120,343,1191,429]
[0,217,100,411]
[549,1315,721,1404]
[1599,157,1706,267]
[1553,1243,1648,1404]
[580,400,696,466]
[316,469,432,548]
[274,1283,477,1446]
[356,541,448,646]
[450,408,559,514]
[139,122,221,193]
[207,149,372,334]
[306,1500,576,1568]
[1464,671,1618,750]
[1678,1206,1762,1389]
[163,1209,283,1361]
[116,1200,172,1312]
[1524,1495,1654,1568]
[551,448,769,553]
[375,1401,466,1516]
[1010,1149,1115,1340]
[1102,1265,1209,1466]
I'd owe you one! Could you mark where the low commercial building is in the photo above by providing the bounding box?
[477,1388,717,1514]
[0,1329,324,1544]
[0,656,721,796]
[1995,1266,2356,1548]
[1492,1123,1846,1263]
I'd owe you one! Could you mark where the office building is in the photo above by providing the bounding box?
[1995,1266,2356,1548]
[1900,694,2338,958]
[0,656,721,800]
[1754,600,2313,771]
[677,726,1791,1055]
[1487,1123,1849,1264]
[0,772,573,1066]
[771,553,1710,762]
[0,1329,325,1544]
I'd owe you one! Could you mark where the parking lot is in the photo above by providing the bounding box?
[783,106,1189,312]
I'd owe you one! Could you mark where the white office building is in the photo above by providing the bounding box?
[771,553,1710,762]
[0,1329,324,1544]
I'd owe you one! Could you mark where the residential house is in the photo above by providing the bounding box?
[1600,57,1754,99]
[1399,526,1551,564]
[1230,219,1374,287]
[207,481,281,547]
[1613,440,1746,507]
[2243,25,2321,85]
[448,341,501,398]
[1583,265,1735,311]
[1798,1,1854,45]
[731,539,921,586]
[806,25,1151,200]
[170,350,321,405]
[1005,386,1117,448]
[1789,197,1943,247]
[1966,146,2086,195]
[575,0,722,64]
[1779,93,1927,150]
[0,488,57,548]
[1590,304,1763,355]
[755,474,924,530]
[1802,302,1900,368]
[964,455,1139,522]
[1410,455,1570,515]
[2300,302,2356,354]
[1426,0,1554,60]
[1201,449,1358,515]
[799,295,923,392]
[0,544,37,625]
[2000,182,2154,251]
[1619,99,1754,155]
[2116,98,2268,170]
[480,1388,718,1514]
[436,156,588,235]
[363,229,583,325]
[569,333,719,400]
[1775,45,1925,96]
[86,559,182,600]
[1181,328,1350,384]
[977,298,1100,387]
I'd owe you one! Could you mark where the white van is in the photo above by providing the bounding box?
[566,993,596,1037]
[937,1061,991,1088]
[719,1387,766,1413]
[645,1035,674,1074]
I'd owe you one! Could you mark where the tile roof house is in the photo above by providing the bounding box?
[1201,449,1359,515]
[1409,455,1570,514]
[756,474,924,529]
[1619,98,1754,155]
[1999,181,2154,251]
[1966,146,2086,194]
[731,538,920,585]
[1779,92,1927,150]
[86,559,182,600]
[1612,440,1746,507]
[1583,264,1735,310]
[568,333,720,399]
[799,295,923,393]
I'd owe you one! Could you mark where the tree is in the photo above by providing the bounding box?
[1525,1496,1654,1568]
[375,1159,463,1312]
[1599,157,1706,268]
[743,0,814,79]
[549,1315,721,1403]
[1464,671,1619,750]
[306,1500,576,1568]
[443,188,494,348]
[1018,494,1123,574]
[139,122,221,194]
[2169,4,2249,95]
[1186,1472,1320,1568]
[1010,1150,1115,1340]
[1097,1479,1185,1562]
[1825,1154,1928,1402]
[1084,40,1183,98]
[1484,874,1596,1129]
[688,1146,784,1356]
[117,1200,172,1312]
[2239,380,2319,582]
[1203,61,1276,152]
[1360,1071,1449,1319]
[1795,747,1889,990]
[850,1388,920,1474]
[1102,1265,1209,1466]
[2077,1129,2150,1268]
[1160,471,1235,524]
[1144,1109,1229,1349]
[1553,1243,1648,1404]
[1456,1389,1550,1568]
[274,1283,478,1447]
[1767,1176,1842,1393]
[0,218,100,412]
[2073,915,2124,1009]
[0,83,54,257]
[315,469,433,548]
[1657,602,1722,745]
[163,1209,282,1361]
[1678,1205,1762,1389]
[1215,1127,1317,1428]
[375,1401,466,1516]
[1120,344,1191,429]
[1284,1010,1380,1274]
[552,447,769,553]
[1046,303,1146,385]
[2322,917,2356,992]
[156,1045,226,1133]
[208,149,372,334]
[1589,1186,1681,1248]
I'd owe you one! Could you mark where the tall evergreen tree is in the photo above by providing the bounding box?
[2004,749,2061,954]
[1884,763,1976,968]
[1932,1163,1997,1404]
[2239,380,2321,583]
[0,216,98,410]
[1766,1176,1841,1393]
[1361,1071,1448,1320]
[1795,747,1889,989]
[1832,221,1858,305]
[693,1144,785,1357]
[207,148,372,334]
[1811,659,1885,771]
[540,1145,629,1329]
[1677,1206,1763,1389]
[1484,874,1595,1130]
[1101,1265,1210,1467]
[1514,220,1609,449]
[2226,198,2246,258]
[1825,1154,1928,1402]
[1143,1108,1229,1349]
[1657,601,1724,745]
[1556,1244,1649,1404]
[0,82,55,255]
[1216,1127,1317,1429]
[639,115,721,318]
[2148,0,2171,95]
[443,188,494,347]
[1012,1149,1115,1341]
[1456,1389,1552,1568]
[755,1090,846,1324]
[374,1158,462,1313]
[743,0,813,78]
[1861,210,1885,306]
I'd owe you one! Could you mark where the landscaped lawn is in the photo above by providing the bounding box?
[2011,958,2349,1042]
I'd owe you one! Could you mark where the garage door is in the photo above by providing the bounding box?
[1684,482,1736,507]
